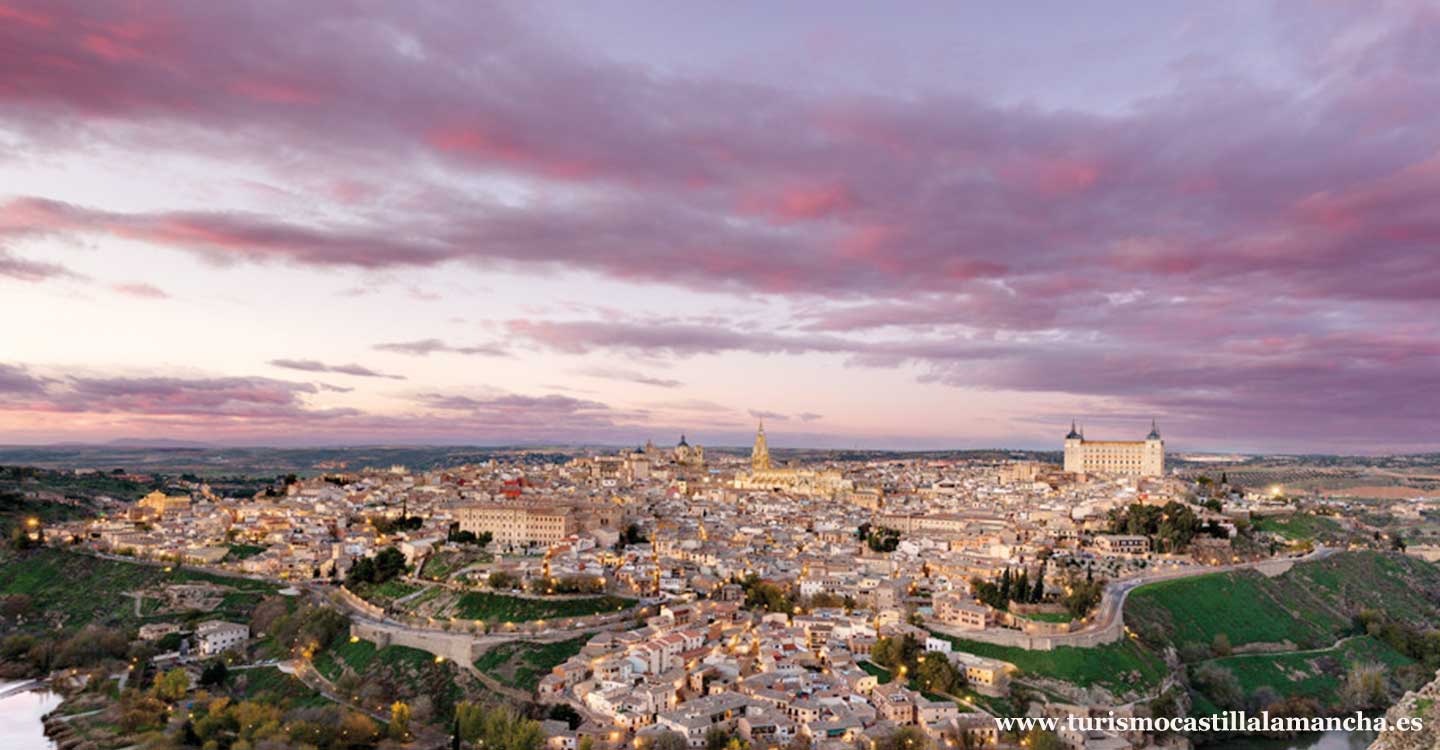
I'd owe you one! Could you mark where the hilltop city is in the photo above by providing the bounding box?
[4,423,1439,750]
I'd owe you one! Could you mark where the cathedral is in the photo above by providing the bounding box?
[750,420,772,470]
[643,435,705,467]
[734,422,851,497]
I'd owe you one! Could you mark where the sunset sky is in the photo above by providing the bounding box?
[2,1,1439,453]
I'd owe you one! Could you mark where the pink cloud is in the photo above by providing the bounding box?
[2,1,1440,449]
[110,282,168,299]
[739,183,856,222]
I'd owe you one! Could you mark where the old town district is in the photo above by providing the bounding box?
[38,424,1313,750]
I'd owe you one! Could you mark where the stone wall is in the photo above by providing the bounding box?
[349,620,479,664]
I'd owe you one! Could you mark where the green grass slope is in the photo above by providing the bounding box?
[1206,635,1413,703]
[1125,551,1440,653]
[473,635,589,692]
[0,546,275,632]
[927,630,1168,694]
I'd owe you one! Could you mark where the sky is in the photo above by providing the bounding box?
[1,1,1439,453]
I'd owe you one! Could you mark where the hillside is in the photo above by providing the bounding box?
[0,546,276,633]
[1125,552,1440,653]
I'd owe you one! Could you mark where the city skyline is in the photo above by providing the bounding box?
[4,1,1440,453]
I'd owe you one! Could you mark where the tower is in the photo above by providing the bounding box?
[751,421,772,471]
[1143,420,1164,476]
[1063,421,1084,473]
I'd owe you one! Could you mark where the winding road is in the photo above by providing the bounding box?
[931,545,1336,648]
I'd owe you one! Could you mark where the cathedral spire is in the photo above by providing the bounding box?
[751,421,772,471]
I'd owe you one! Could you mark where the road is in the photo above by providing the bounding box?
[1083,544,1336,640]
[931,545,1336,648]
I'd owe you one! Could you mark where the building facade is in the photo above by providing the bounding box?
[196,620,249,656]
[455,504,577,548]
[1062,421,1164,477]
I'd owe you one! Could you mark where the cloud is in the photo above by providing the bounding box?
[0,363,48,394]
[576,367,682,388]
[373,338,508,357]
[110,282,169,299]
[2,1,1440,449]
[748,409,788,421]
[504,317,1012,367]
[0,2,1432,307]
[0,364,659,445]
[0,370,356,421]
[267,358,405,380]
[0,249,78,282]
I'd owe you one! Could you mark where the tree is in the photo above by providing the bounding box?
[914,651,965,695]
[739,575,793,613]
[705,727,735,750]
[455,701,545,750]
[865,526,902,552]
[338,710,383,747]
[388,700,412,741]
[153,667,190,702]
[547,703,581,729]
[199,659,228,687]
[1061,573,1103,618]
[1340,662,1389,710]
[1192,663,1244,710]
[621,523,649,546]
[488,570,521,590]
[117,689,168,733]
[347,546,408,586]
[871,634,923,672]
[650,731,688,750]
[448,523,478,544]
[1212,633,1232,657]
[1030,563,1046,603]
[374,546,407,580]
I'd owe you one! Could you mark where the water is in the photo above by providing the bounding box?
[1206,728,1379,750]
[0,681,62,750]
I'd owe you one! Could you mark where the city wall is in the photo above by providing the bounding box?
[349,620,479,664]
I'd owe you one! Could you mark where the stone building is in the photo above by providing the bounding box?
[1062,421,1164,477]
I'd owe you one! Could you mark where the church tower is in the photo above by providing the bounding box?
[751,421,772,471]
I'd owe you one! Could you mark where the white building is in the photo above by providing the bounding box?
[1063,421,1164,477]
[195,620,249,656]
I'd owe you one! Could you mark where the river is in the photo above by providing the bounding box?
[0,680,62,750]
